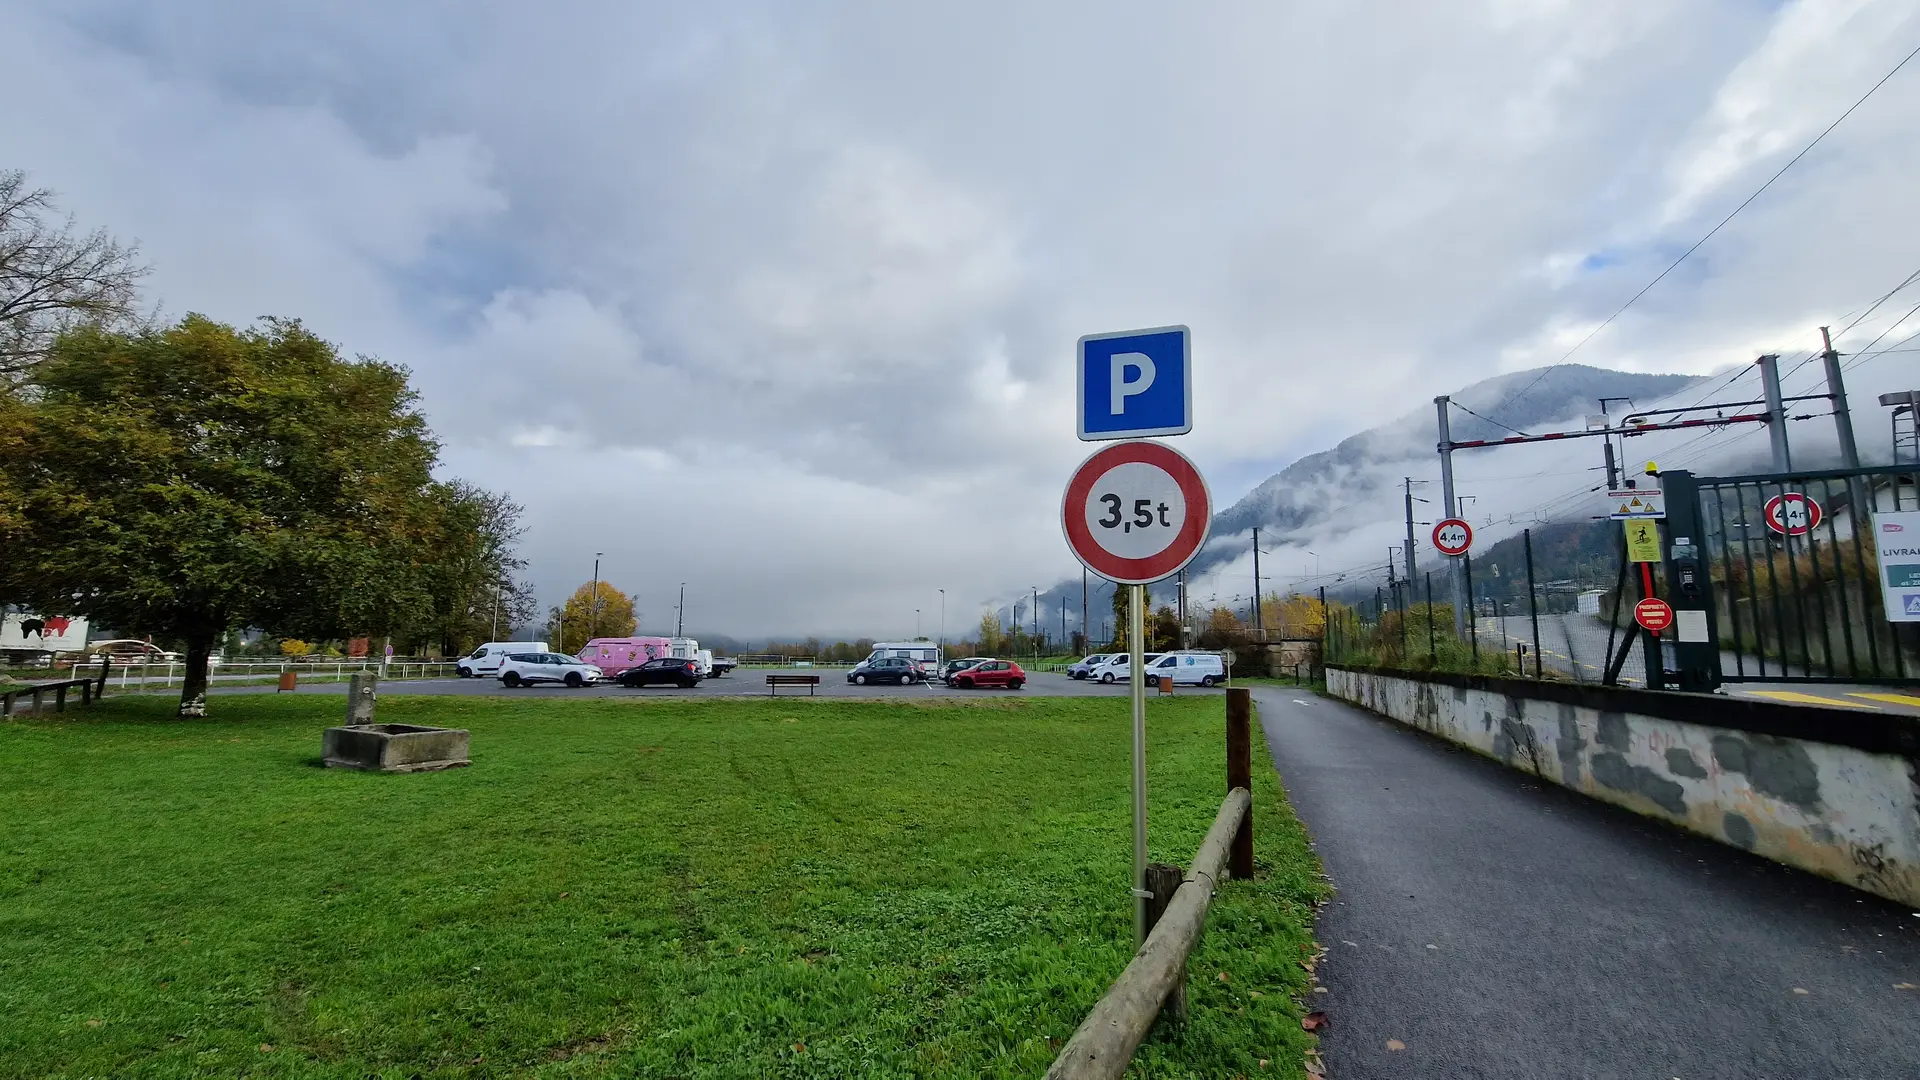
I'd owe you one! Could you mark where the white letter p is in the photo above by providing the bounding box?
[1110,352,1155,416]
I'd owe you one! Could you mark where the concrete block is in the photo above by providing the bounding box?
[322,723,470,773]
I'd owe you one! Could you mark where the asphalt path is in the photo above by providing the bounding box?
[219,670,1225,700]
[1252,687,1920,1079]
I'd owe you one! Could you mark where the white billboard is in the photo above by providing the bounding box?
[0,613,91,653]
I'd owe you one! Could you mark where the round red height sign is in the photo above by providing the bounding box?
[1634,597,1674,634]
[1062,440,1212,585]
[1431,518,1473,557]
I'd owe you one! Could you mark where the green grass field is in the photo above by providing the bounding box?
[0,694,1325,1078]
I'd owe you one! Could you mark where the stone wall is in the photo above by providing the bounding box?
[1327,666,1920,907]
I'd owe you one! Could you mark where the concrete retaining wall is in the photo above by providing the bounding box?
[1327,666,1920,907]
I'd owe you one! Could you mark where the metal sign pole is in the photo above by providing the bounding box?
[1129,581,1148,945]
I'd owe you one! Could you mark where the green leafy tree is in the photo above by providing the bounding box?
[417,481,535,656]
[0,315,455,715]
[1150,604,1181,652]
[546,581,638,654]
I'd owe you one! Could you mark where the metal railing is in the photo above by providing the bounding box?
[1696,465,1920,683]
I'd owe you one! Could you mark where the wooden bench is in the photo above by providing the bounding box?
[0,677,98,717]
[765,673,821,697]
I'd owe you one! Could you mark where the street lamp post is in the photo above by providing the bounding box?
[676,582,685,638]
[590,552,603,644]
[937,589,945,657]
[915,609,921,639]
[1031,586,1039,656]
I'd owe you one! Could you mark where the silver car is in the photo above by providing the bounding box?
[1068,653,1112,679]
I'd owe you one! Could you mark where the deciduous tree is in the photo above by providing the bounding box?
[0,315,458,715]
[546,582,638,654]
[0,170,148,380]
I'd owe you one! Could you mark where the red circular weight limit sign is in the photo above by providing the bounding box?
[1062,440,1212,584]
[1431,517,1473,557]
[1634,597,1674,633]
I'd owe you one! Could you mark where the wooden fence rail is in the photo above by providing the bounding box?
[1044,685,1258,1079]
[1044,785,1253,1079]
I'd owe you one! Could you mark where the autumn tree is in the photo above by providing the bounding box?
[976,611,1003,655]
[0,315,466,716]
[546,581,638,654]
[1261,593,1326,639]
[0,170,148,381]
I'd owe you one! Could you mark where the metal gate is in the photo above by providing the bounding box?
[1694,464,1920,683]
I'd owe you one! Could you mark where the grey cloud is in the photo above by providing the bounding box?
[7,0,1919,636]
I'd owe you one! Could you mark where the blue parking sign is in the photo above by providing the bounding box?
[1078,325,1191,440]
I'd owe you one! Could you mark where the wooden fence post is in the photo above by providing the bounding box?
[1226,688,1254,879]
[1143,863,1187,1023]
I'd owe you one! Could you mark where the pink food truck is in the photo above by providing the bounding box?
[578,637,672,677]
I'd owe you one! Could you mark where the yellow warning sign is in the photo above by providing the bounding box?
[1625,518,1661,563]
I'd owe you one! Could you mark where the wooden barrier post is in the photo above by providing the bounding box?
[1226,688,1254,880]
[1143,863,1187,1023]
[97,654,111,697]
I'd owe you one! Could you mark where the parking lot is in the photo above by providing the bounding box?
[235,669,1238,700]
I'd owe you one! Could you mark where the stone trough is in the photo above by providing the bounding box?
[322,722,470,772]
[321,674,470,772]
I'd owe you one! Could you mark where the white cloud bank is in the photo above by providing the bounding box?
[4,0,1918,637]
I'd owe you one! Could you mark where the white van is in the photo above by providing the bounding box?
[695,649,715,678]
[457,641,549,678]
[1091,653,1162,684]
[1145,651,1227,688]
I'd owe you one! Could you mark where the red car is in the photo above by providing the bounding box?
[951,659,1025,690]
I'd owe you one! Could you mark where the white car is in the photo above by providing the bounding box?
[1145,651,1227,688]
[497,651,603,688]
[1091,653,1162,684]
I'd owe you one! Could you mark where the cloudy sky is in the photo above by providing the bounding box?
[6,0,1919,640]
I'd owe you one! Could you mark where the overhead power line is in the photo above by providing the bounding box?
[1485,41,1920,428]
[1449,399,1532,438]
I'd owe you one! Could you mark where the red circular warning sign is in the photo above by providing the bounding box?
[1062,440,1212,585]
[1762,492,1823,536]
[1634,597,1674,634]
[1431,517,1473,557]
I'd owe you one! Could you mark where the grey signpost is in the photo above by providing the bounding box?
[1068,327,1209,944]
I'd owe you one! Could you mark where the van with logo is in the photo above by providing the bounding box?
[1145,651,1227,688]
[578,637,673,678]
[458,641,550,678]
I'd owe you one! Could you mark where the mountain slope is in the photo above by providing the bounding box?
[1024,364,1700,642]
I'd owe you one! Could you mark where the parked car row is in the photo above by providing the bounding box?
[1068,651,1226,687]
[459,636,739,689]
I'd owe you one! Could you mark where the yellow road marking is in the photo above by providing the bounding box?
[1846,692,1920,708]
[1740,690,1879,709]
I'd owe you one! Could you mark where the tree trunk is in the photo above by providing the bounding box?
[177,630,215,718]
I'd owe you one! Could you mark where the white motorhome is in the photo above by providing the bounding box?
[457,641,550,678]
[668,638,712,677]
[865,641,942,676]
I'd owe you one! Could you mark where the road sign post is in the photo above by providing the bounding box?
[1078,326,1191,441]
[1063,438,1211,945]
[1431,517,1473,557]
[1763,492,1823,536]
[1634,597,1674,634]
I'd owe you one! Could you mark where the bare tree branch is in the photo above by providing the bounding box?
[0,169,149,380]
